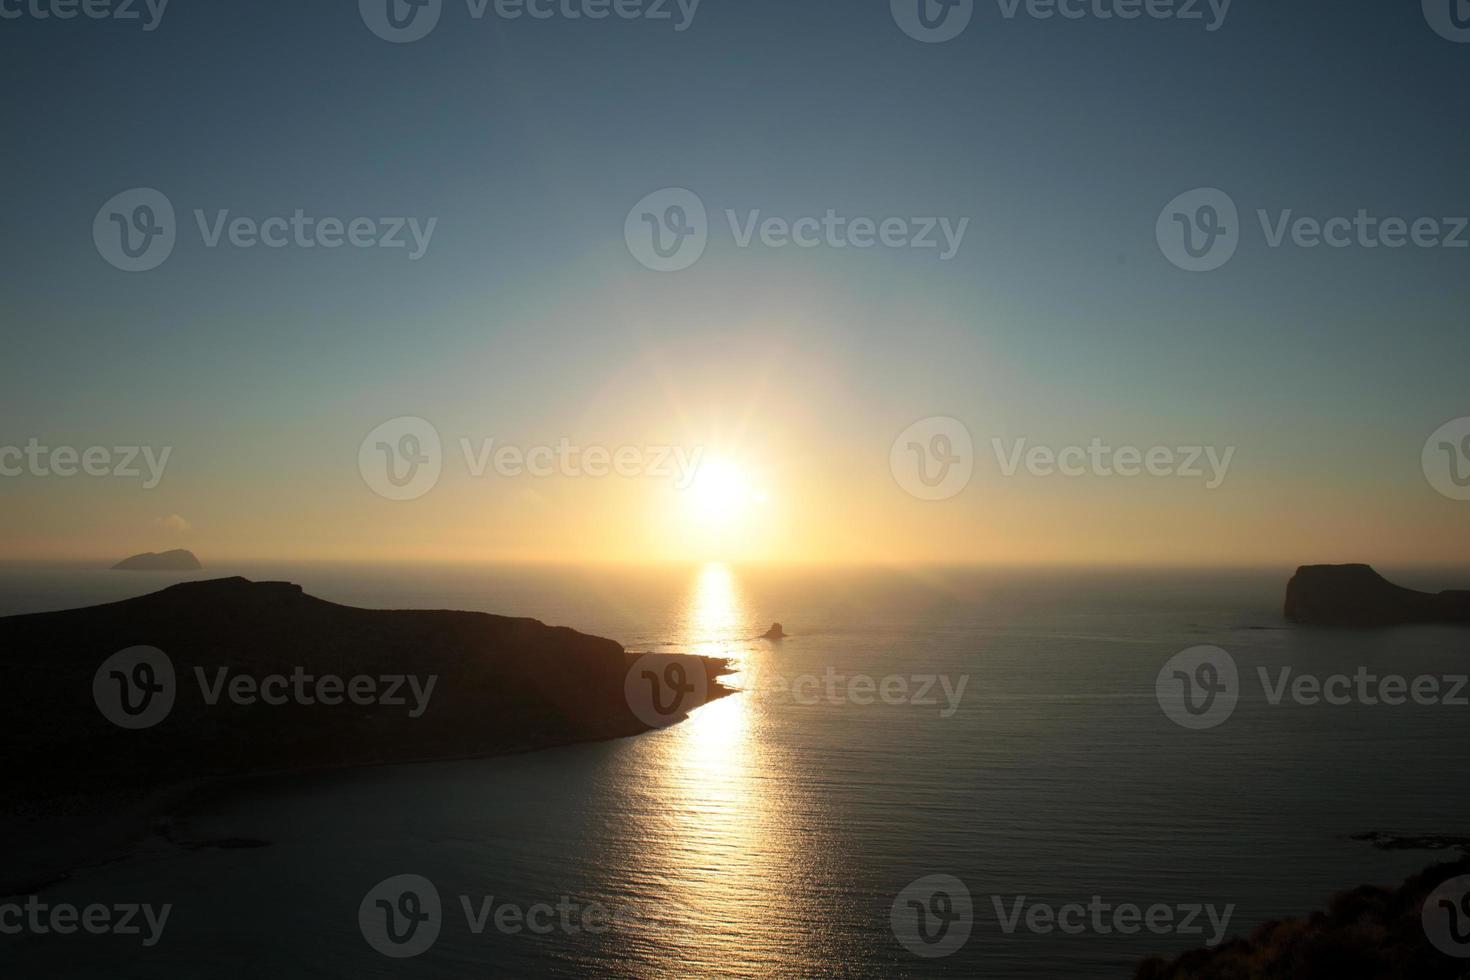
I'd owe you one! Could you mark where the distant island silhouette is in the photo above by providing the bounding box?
[761,622,786,640]
[112,549,203,571]
[1285,564,1470,627]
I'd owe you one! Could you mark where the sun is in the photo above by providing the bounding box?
[683,456,768,527]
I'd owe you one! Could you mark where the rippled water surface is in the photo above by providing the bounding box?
[4,562,1468,977]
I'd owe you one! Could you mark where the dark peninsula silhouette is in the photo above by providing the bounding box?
[1,577,732,811]
[112,549,203,571]
[1284,564,1470,627]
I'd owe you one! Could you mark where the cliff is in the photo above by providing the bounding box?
[1284,564,1470,627]
[1136,858,1470,979]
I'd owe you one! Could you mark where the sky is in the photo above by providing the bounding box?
[1,0,1467,565]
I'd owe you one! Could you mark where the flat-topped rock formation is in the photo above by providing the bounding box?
[112,549,203,571]
[0,577,732,811]
[1284,564,1470,627]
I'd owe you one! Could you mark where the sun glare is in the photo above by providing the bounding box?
[684,457,767,527]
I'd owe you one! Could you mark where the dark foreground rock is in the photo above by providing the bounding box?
[0,577,732,812]
[1135,858,1470,980]
[111,549,203,571]
[1284,564,1470,627]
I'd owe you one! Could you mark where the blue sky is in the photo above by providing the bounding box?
[2,0,1467,562]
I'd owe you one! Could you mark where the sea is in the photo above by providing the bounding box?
[2,562,1467,978]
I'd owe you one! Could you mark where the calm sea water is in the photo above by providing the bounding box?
[3,562,1468,978]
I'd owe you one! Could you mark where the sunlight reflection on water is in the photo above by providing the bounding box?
[615,563,841,978]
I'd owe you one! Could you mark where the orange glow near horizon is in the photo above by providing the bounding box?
[5,328,1470,568]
